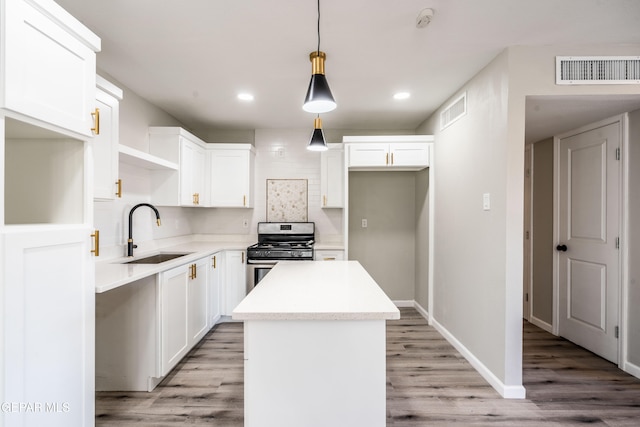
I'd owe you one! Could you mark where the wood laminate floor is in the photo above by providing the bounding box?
[96,308,640,426]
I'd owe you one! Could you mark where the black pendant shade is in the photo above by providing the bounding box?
[303,52,336,113]
[307,116,328,151]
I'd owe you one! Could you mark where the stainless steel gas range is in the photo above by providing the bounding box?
[246,222,315,291]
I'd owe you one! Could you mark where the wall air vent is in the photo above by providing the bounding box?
[556,56,640,85]
[440,92,466,131]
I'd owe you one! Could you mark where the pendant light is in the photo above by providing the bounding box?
[303,0,336,113]
[307,116,328,151]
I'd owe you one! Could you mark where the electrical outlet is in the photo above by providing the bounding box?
[361,219,368,228]
[242,219,249,228]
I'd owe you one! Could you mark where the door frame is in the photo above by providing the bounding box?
[523,145,532,322]
[552,113,629,369]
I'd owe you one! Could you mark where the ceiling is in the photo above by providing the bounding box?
[56,0,640,141]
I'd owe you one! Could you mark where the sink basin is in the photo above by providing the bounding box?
[123,253,192,264]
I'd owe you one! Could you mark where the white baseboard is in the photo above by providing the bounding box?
[529,316,553,334]
[393,300,415,308]
[413,301,429,321]
[431,317,526,399]
[623,359,640,379]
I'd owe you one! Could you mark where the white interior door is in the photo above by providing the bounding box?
[557,120,620,363]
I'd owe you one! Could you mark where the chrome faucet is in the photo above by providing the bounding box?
[127,203,161,257]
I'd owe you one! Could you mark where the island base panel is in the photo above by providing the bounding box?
[244,319,386,427]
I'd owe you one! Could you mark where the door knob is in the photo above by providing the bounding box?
[556,244,568,252]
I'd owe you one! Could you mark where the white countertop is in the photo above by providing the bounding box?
[232,261,400,321]
[95,239,344,294]
[95,240,250,293]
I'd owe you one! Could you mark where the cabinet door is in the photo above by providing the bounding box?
[315,250,345,261]
[389,143,429,167]
[320,148,344,208]
[209,149,252,207]
[2,0,99,136]
[179,140,205,206]
[223,250,247,315]
[93,80,122,200]
[2,226,94,427]
[188,258,209,345]
[160,265,189,376]
[208,252,224,327]
[348,144,389,167]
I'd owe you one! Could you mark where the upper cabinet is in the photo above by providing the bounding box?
[320,143,344,208]
[149,127,207,207]
[208,144,255,208]
[1,0,101,137]
[344,135,434,171]
[93,76,123,201]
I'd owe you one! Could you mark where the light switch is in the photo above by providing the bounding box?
[483,193,491,211]
[361,219,368,228]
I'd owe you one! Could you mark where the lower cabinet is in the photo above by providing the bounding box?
[2,226,95,426]
[188,257,209,345]
[159,256,209,377]
[96,249,246,392]
[222,250,247,315]
[315,249,345,261]
[208,251,224,326]
[159,264,190,377]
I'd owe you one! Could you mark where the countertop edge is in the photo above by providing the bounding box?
[232,310,400,321]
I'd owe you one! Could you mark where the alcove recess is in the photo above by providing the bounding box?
[4,117,85,225]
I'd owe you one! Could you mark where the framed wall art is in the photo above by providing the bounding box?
[266,179,308,222]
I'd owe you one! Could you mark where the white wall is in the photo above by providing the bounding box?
[348,171,416,300]
[416,43,640,397]
[417,50,514,390]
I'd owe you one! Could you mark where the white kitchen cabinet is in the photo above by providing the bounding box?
[315,249,345,261]
[207,144,255,207]
[159,256,211,377]
[1,0,100,137]
[93,76,123,200]
[222,250,247,315]
[208,251,225,327]
[0,3,98,422]
[344,135,434,171]
[159,264,190,376]
[2,225,95,427]
[149,127,207,207]
[188,257,209,345]
[320,144,344,208]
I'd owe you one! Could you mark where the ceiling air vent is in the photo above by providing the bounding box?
[556,56,640,85]
[440,92,466,131]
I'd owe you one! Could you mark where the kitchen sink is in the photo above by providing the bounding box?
[123,252,192,264]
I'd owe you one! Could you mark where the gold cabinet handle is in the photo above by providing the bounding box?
[189,264,197,280]
[116,179,122,198]
[323,195,327,207]
[241,252,245,264]
[323,257,336,261]
[193,193,198,205]
[243,195,246,207]
[90,230,100,256]
[91,108,100,134]
[385,152,389,165]
[212,255,217,269]
[391,152,394,165]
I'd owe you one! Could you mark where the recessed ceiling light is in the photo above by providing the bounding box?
[238,93,254,101]
[393,92,411,100]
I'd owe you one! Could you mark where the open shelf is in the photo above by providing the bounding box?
[119,144,179,170]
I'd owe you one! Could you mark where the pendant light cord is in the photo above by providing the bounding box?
[316,0,321,54]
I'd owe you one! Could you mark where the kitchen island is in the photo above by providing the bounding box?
[232,260,400,427]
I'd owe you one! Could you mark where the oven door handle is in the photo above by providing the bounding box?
[247,259,279,265]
